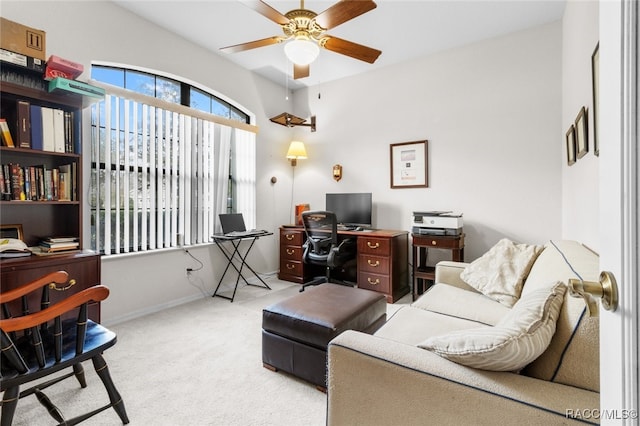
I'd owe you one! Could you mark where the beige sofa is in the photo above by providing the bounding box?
[328,240,600,425]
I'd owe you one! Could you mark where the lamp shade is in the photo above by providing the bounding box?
[286,141,308,160]
[284,37,320,66]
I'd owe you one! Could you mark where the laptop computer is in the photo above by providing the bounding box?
[219,213,266,237]
[220,213,247,234]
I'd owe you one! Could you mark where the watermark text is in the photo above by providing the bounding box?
[566,409,638,420]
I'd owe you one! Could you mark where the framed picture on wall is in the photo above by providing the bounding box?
[575,106,588,159]
[390,140,428,188]
[566,125,576,166]
[591,42,600,156]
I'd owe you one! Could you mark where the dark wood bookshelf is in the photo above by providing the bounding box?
[1,80,84,247]
[1,70,102,322]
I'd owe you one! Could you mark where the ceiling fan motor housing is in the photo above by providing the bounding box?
[282,9,325,41]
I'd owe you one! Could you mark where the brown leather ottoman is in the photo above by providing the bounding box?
[262,283,387,390]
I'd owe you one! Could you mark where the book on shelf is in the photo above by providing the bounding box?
[41,106,55,152]
[0,118,15,147]
[44,55,84,81]
[39,239,79,252]
[16,100,31,148]
[31,106,76,153]
[58,164,72,201]
[0,161,76,201]
[1,164,9,195]
[64,111,75,153]
[30,246,80,256]
[10,163,25,200]
[52,108,65,153]
[45,236,78,243]
[48,77,104,99]
[30,104,43,150]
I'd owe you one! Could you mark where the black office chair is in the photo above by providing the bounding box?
[299,211,357,292]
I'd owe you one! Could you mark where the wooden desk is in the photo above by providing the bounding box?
[412,233,465,300]
[0,251,102,322]
[278,227,409,303]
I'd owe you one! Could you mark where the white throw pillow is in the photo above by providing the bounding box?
[460,238,543,307]
[418,281,566,372]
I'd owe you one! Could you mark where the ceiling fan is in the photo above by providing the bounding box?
[220,0,382,79]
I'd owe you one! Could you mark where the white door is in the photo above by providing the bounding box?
[599,1,639,424]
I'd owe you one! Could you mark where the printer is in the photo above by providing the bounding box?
[412,211,463,236]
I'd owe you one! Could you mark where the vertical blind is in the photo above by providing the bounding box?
[90,91,256,255]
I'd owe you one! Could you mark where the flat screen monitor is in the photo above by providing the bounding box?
[325,192,372,228]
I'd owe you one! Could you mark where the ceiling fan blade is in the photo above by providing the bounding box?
[294,63,310,80]
[239,0,290,25]
[314,0,377,30]
[322,36,381,64]
[220,36,284,53]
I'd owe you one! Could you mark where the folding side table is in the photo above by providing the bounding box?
[211,232,273,302]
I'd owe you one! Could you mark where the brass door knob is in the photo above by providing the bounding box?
[569,271,618,317]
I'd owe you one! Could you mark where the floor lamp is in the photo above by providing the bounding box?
[287,141,307,224]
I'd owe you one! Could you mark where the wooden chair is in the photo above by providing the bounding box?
[0,271,129,425]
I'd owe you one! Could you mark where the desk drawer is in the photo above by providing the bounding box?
[0,253,101,322]
[280,229,304,246]
[280,259,303,277]
[413,236,464,249]
[358,272,391,294]
[358,237,390,256]
[358,254,390,275]
[281,245,303,261]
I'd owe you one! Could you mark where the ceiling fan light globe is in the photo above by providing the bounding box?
[285,38,320,65]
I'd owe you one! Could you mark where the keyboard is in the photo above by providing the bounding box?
[226,230,267,237]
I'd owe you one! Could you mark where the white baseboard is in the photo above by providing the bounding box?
[102,292,204,327]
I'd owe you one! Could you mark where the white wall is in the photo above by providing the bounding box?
[292,21,563,261]
[1,1,293,323]
[2,2,570,323]
[561,0,600,249]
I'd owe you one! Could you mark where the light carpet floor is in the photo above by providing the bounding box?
[10,277,410,426]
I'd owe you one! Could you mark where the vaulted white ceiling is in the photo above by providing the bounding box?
[112,0,566,90]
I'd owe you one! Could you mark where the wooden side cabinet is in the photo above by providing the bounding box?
[412,233,465,300]
[0,251,102,322]
[278,227,307,284]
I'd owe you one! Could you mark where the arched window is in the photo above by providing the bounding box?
[89,64,257,255]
